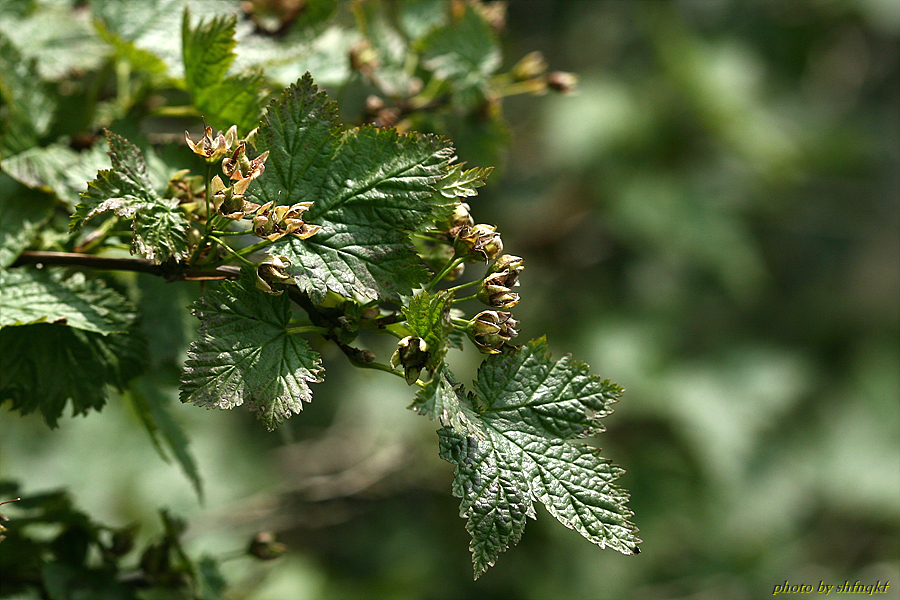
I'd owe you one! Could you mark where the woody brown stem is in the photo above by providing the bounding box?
[10,251,241,281]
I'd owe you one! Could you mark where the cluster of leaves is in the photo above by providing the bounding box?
[0,0,637,586]
[0,480,250,600]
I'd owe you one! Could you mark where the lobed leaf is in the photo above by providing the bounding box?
[411,365,482,437]
[438,338,640,577]
[180,278,324,430]
[255,74,455,302]
[72,131,190,264]
[0,323,147,428]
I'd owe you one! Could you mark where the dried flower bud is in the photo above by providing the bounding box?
[390,336,429,385]
[211,175,258,220]
[448,201,474,231]
[222,143,269,183]
[454,224,503,261]
[468,311,519,354]
[546,71,578,94]
[185,124,237,161]
[252,201,322,241]
[248,531,287,560]
[255,255,295,295]
[478,255,524,309]
[511,51,548,81]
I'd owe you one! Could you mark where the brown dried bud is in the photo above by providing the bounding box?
[546,71,578,94]
[454,224,503,261]
[222,143,269,183]
[252,201,322,241]
[468,310,519,354]
[211,175,259,220]
[390,336,429,385]
[255,255,295,295]
[511,51,548,81]
[185,124,237,161]
[248,531,287,560]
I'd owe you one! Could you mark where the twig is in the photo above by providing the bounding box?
[10,251,242,281]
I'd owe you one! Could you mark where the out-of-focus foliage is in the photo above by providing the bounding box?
[1,0,897,599]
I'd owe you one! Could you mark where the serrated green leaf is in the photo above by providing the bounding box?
[403,289,453,371]
[254,75,454,302]
[182,10,267,134]
[0,175,54,268]
[0,267,135,335]
[1,143,115,210]
[0,323,147,428]
[434,163,494,199]
[72,131,190,264]
[439,338,640,578]
[180,278,324,430]
[419,3,501,108]
[439,426,532,578]
[130,373,204,502]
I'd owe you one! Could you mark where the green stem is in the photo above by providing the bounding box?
[212,229,254,236]
[236,238,274,258]
[451,317,472,329]
[446,278,482,293]
[285,325,329,336]
[208,236,256,268]
[203,162,213,235]
[452,294,478,304]
[426,255,466,292]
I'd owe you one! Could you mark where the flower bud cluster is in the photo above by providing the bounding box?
[253,201,322,242]
[390,336,430,385]
[468,310,519,354]
[185,123,321,243]
[477,255,523,309]
[255,255,296,295]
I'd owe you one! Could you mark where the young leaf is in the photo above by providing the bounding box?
[254,75,455,302]
[180,278,324,430]
[419,3,502,108]
[0,323,147,427]
[403,289,454,372]
[438,338,640,578]
[0,267,135,335]
[72,131,190,264]
[411,364,481,437]
[182,10,267,134]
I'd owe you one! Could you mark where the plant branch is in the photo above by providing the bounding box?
[10,251,241,281]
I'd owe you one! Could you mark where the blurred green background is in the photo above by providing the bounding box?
[2,1,898,598]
